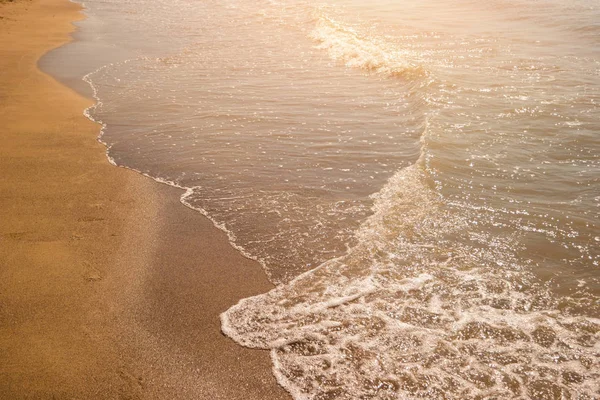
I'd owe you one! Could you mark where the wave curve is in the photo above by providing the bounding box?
[310,12,427,80]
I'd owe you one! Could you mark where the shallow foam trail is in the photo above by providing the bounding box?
[83,61,133,168]
[221,158,599,399]
[82,59,268,267]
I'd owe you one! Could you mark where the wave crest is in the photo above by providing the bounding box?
[310,13,427,80]
[222,161,599,399]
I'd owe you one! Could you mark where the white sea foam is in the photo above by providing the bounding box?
[83,64,117,165]
[310,12,426,80]
[222,162,599,399]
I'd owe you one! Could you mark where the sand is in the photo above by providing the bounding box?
[0,0,289,398]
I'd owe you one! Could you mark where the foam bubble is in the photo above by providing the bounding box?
[222,165,599,399]
[310,13,427,80]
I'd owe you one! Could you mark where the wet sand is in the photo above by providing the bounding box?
[0,0,289,398]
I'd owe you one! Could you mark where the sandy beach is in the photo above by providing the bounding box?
[0,0,289,398]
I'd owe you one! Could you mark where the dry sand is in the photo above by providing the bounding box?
[0,0,289,398]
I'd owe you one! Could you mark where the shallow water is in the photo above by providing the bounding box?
[46,0,599,398]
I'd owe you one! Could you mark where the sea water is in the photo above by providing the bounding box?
[46,0,599,398]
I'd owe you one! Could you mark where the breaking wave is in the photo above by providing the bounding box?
[310,13,427,80]
[222,154,599,399]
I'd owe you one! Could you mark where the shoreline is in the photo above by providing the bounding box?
[0,0,288,398]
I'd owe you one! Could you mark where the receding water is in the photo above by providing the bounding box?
[47,0,599,398]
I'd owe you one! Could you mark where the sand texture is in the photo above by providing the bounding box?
[0,0,288,398]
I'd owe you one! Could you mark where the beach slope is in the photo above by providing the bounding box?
[0,1,288,398]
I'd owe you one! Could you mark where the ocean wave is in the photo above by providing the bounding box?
[222,157,599,399]
[77,2,599,397]
[221,4,599,399]
[310,13,427,80]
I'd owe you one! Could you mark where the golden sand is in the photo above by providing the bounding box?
[0,1,288,398]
